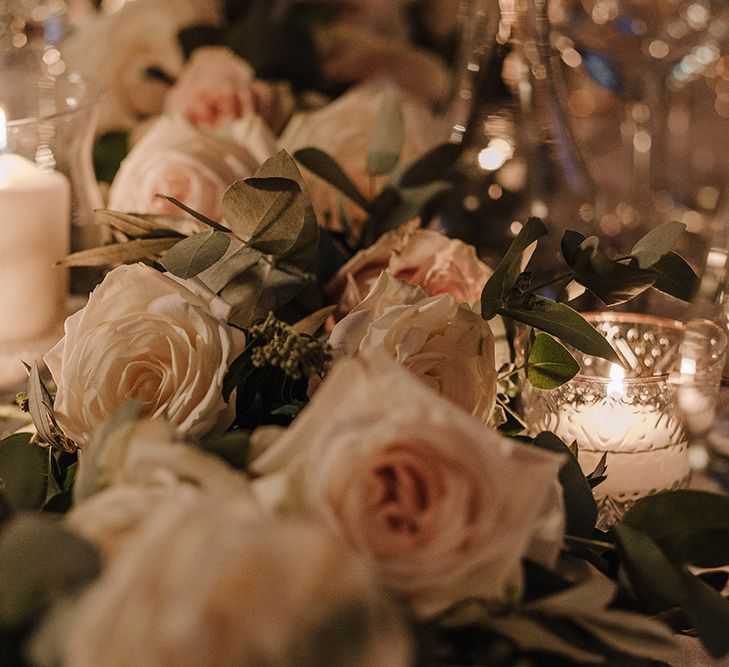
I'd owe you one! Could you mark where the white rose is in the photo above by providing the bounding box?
[280,81,447,234]
[326,220,493,317]
[65,497,413,667]
[45,264,245,445]
[252,353,565,616]
[329,272,496,423]
[108,115,259,222]
[61,0,222,133]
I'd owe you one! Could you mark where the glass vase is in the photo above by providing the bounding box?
[0,65,102,388]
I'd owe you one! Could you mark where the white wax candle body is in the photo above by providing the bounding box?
[0,154,70,343]
[553,400,688,498]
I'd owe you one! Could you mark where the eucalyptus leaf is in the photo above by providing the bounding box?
[0,434,48,511]
[569,236,656,306]
[248,179,305,255]
[161,231,231,279]
[631,221,686,268]
[58,238,178,267]
[533,432,597,538]
[500,297,621,364]
[223,176,300,243]
[154,194,230,231]
[648,252,700,302]
[399,143,463,187]
[481,218,547,320]
[0,516,101,629]
[367,90,405,176]
[621,490,729,568]
[527,333,580,389]
[294,147,370,211]
[198,243,263,294]
[681,569,729,658]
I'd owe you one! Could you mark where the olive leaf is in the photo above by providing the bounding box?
[567,235,656,306]
[26,363,57,446]
[161,230,231,279]
[501,297,621,364]
[532,432,597,538]
[648,252,699,302]
[58,238,178,267]
[527,333,580,389]
[631,221,686,268]
[94,210,189,237]
[621,490,729,568]
[293,147,370,211]
[481,217,548,320]
[367,89,405,176]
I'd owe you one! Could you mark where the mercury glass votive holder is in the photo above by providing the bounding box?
[521,313,727,529]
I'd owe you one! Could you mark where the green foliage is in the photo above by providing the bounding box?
[224,312,330,431]
[0,516,101,630]
[0,435,48,511]
[527,333,580,389]
[367,89,405,176]
[161,230,231,278]
[93,131,128,184]
[615,491,729,658]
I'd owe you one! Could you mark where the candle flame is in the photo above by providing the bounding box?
[0,108,6,153]
[607,363,624,399]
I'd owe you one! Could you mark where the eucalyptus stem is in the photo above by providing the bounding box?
[529,271,574,295]
[564,534,616,552]
[497,365,525,382]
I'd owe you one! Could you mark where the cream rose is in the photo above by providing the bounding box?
[108,115,259,221]
[329,272,496,423]
[165,47,295,136]
[252,353,565,616]
[326,220,493,317]
[61,0,222,133]
[68,418,259,561]
[280,81,446,235]
[65,497,412,667]
[45,264,245,445]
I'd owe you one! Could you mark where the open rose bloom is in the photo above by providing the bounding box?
[108,115,259,221]
[45,264,245,445]
[326,220,494,317]
[329,273,497,423]
[253,353,565,616]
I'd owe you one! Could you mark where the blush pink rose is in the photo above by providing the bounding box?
[326,221,493,317]
[252,353,566,616]
[165,47,295,134]
[328,273,497,424]
[108,116,259,222]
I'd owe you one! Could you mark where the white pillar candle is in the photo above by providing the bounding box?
[0,110,70,343]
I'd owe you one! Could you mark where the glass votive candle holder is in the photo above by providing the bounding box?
[521,313,727,529]
[0,66,101,388]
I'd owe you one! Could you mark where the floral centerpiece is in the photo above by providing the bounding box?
[1,81,729,667]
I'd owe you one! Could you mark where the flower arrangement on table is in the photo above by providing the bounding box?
[2,83,729,667]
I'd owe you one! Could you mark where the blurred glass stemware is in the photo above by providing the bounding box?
[678,197,729,489]
[549,0,729,232]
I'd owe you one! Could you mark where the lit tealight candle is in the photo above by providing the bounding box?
[0,107,70,344]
